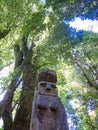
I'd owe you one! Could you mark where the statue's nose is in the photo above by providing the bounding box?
[45,83,51,91]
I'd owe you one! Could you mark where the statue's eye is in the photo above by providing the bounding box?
[40,83,46,87]
[50,107,57,113]
[51,84,56,88]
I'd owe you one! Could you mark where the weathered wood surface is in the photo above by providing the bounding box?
[30,70,69,130]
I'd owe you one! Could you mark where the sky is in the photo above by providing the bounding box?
[69,17,98,33]
[0,67,9,101]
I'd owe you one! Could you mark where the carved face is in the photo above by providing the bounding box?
[37,81,58,96]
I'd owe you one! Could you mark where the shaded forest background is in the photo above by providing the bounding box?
[0,0,98,130]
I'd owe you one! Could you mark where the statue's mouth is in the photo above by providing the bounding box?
[38,92,57,97]
[36,94,59,109]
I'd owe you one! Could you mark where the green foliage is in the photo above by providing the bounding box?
[0,0,98,129]
[46,0,98,20]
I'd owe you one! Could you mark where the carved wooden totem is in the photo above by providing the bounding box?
[30,70,69,130]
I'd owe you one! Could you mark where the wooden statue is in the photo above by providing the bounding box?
[30,70,69,130]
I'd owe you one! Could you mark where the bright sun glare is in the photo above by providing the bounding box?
[69,17,98,33]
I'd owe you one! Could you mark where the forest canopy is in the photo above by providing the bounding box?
[0,0,98,130]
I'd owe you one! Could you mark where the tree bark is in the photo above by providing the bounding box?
[0,35,39,130]
[11,36,36,130]
[12,63,36,130]
[0,44,23,130]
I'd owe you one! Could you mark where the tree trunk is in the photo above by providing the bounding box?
[0,36,37,130]
[12,36,36,130]
[0,44,23,130]
[12,63,36,130]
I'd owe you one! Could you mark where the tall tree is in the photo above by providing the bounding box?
[0,0,98,130]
